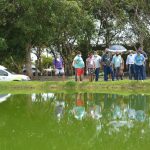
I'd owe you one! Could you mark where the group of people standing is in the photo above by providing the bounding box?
[72,48,148,82]
[126,49,147,80]
[72,50,102,82]
[52,48,148,82]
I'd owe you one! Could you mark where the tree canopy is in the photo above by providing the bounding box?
[0,0,150,75]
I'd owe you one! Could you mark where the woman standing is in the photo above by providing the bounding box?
[72,51,85,82]
[86,52,95,82]
[119,54,124,80]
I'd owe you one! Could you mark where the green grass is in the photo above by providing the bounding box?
[0,79,150,95]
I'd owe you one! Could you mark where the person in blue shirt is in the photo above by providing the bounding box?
[72,51,85,82]
[134,50,145,80]
[138,47,148,79]
[101,49,114,81]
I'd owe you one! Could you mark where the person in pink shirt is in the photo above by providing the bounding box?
[86,51,95,82]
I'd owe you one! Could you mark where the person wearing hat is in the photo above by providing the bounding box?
[126,50,136,80]
[134,50,145,80]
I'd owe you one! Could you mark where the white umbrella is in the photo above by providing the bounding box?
[107,45,127,53]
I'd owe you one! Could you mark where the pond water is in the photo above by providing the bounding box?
[0,93,150,150]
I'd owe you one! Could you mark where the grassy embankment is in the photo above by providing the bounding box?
[0,79,150,95]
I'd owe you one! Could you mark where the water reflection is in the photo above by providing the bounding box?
[32,93,54,102]
[28,93,149,125]
[0,93,150,149]
[72,93,86,120]
[0,93,150,131]
[54,93,65,121]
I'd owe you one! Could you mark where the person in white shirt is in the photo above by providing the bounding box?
[112,52,123,80]
[93,51,101,81]
[126,50,135,80]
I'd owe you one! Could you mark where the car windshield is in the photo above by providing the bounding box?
[5,69,16,74]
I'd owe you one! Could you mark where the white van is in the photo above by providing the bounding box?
[0,65,30,81]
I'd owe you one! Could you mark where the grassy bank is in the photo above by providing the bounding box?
[0,79,150,95]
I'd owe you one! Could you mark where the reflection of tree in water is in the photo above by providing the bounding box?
[129,95,148,111]
[102,94,117,121]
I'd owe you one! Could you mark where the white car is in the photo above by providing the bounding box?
[0,65,30,81]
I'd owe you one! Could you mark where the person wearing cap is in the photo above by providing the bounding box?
[134,50,145,80]
[93,51,102,81]
[101,48,114,81]
[112,52,123,80]
[126,50,136,80]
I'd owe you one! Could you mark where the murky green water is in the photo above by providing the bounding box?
[0,93,150,150]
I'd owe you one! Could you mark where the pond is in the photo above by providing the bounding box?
[0,93,150,150]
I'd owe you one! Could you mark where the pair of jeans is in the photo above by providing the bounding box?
[128,64,135,80]
[103,65,114,81]
[114,67,122,80]
[95,68,100,81]
[134,64,144,80]
[143,63,146,79]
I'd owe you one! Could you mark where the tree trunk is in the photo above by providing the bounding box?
[25,44,33,79]
[65,59,73,76]
[35,47,42,77]
[139,33,144,50]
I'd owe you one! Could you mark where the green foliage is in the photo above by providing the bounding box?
[0,0,150,69]
[0,38,7,50]
[65,81,77,87]
[41,55,53,69]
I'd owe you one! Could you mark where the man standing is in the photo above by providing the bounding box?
[72,51,85,82]
[112,52,123,80]
[101,49,114,81]
[138,48,148,79]
[126,50,135,80]
[134,50,145,81]
[93,51,101,81]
